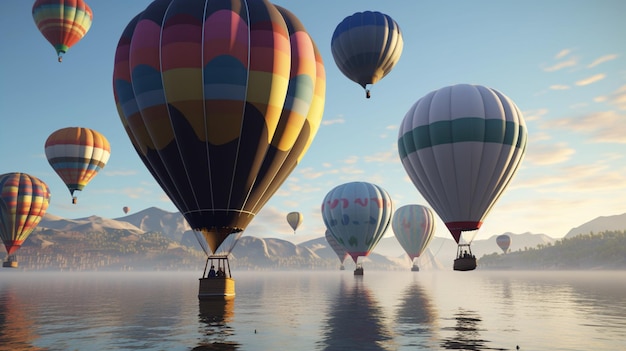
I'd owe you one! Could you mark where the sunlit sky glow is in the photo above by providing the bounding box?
[1,0,624,244]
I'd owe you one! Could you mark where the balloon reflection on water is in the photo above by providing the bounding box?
[394,280,439,347]
[195,298,239,351]
[319,276,395,351]
[0,285,43,351]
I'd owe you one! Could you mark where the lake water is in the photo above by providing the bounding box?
[1,270,625,351]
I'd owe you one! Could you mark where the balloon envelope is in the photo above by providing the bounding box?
[286,212,303,233]
[325,229,349,264]
[32,0,93,61]
[331,11,403,92]
[0,173,51,256]
[113,0,325,254]
[391,204,436,261]
[398,84,527,243]
[496,234,511,253]
[123,206,130,214]
[45,127,110,203]
[321,181,393,264]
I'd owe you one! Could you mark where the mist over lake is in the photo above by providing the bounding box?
[1,270,624,351]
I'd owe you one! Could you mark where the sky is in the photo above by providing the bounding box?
[1,0,625,245]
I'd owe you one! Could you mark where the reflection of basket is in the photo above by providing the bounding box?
[198,297,235,323]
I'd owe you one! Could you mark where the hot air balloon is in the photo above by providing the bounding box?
[123,206,130,214]
[496,234,511,254]
[325,229,349,270]
[331,11,403,98]
[113,0,325,297]
[321,181,393,275]
[398,84,527,271]
[45,127,110,204]
[32,0,93,62]
[286,212,303,234]
[1,173,51,268]
[391,204,436,272]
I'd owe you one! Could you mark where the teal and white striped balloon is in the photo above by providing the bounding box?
[391,204,436,262]
[398,84,527,243]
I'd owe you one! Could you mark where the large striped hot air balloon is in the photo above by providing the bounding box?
[0,172,51,268]
[321,182,393,266]
[112,0,325,256]
[331,11,403,98]
[32,0,93,62]
[391,204,436,270]
[398,84,527,270]
[45,127,110,204]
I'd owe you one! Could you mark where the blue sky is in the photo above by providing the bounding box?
[1,0,625,245]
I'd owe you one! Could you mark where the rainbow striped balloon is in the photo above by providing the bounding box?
[0,172,51,256]
[32,0,93,62]
[113,0,325,254]
[45,127,110,204]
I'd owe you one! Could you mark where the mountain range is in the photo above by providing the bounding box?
[7,207,626,271]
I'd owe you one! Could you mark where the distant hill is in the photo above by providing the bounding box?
[4,207,623,271]
[565,213,626,238]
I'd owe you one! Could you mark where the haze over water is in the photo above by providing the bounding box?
[1,270,624,351]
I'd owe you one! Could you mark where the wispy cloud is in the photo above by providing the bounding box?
[555,49,572,59]
[587,54,618,68]
[522,108,548,122]
[545,110,626,144]
[363,150,396,163]
[321,118,345,126]
[103,169,137,176]
[524,141,575,165]
[609,85,626,110]
[543,59,577,72]
[549,84,570,90]
[575,73,605,86]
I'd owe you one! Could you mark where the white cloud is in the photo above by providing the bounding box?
[524,141,575,166]
[549,84,570,90]
[575,73,605,86]
[609,85,626,110]
[103,169,138,176]
[522,108,548,122]
[543,59,577,72]
[321,118,345,126]
[546,110,626,144]
[555,49,572,59]
[587,54,618,68]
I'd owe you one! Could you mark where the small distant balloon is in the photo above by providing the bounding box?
[286,212,303,234]
[496,234,511,254]
[123,206,130,214]
[32,0,93,62]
